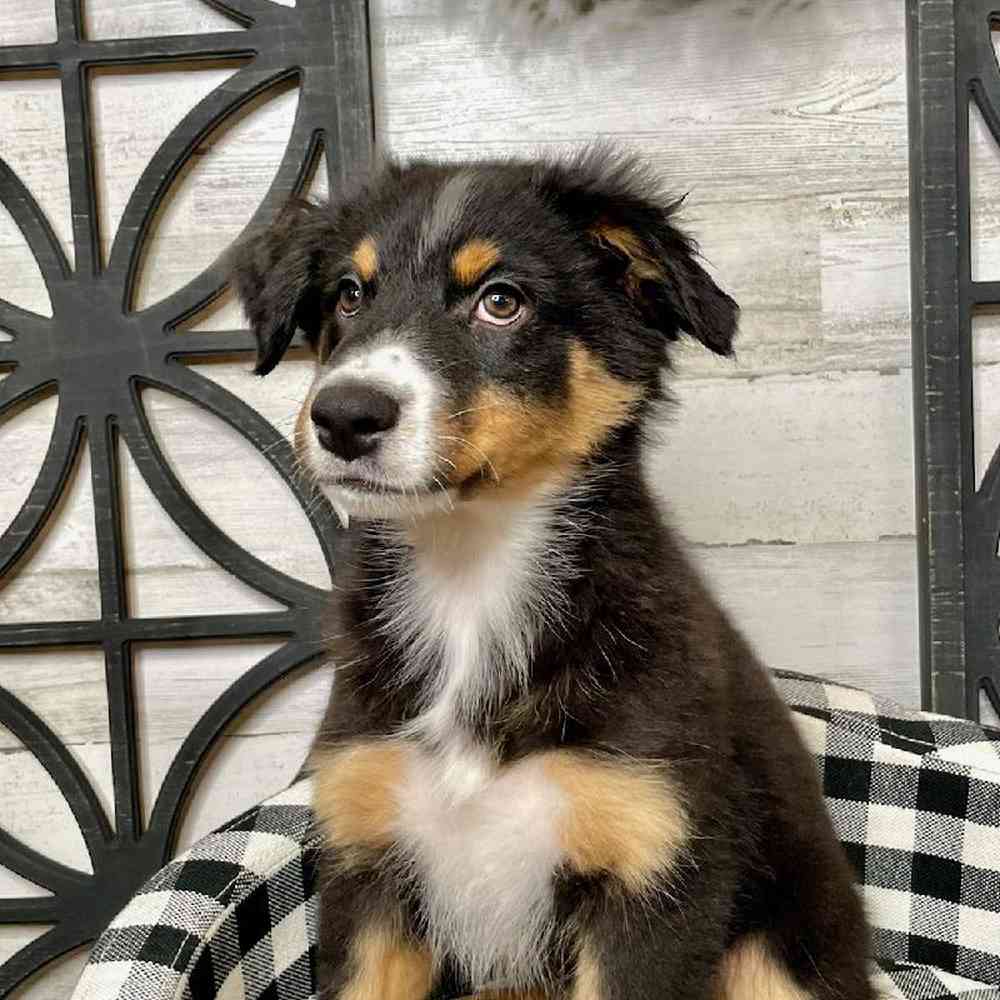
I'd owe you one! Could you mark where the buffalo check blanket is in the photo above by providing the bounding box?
[71,671,1000,1000]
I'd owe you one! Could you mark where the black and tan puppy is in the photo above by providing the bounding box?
[230,149,872,1000]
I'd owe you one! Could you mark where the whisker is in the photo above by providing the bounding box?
[439,434,500,483]
[446,401,501,421]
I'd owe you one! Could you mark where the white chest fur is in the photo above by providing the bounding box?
[368,490,579,986]
[376,492,572,741]
[394,739,567,988]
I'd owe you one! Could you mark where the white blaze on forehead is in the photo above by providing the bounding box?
[326,339,428,395]
[418,172,474,263]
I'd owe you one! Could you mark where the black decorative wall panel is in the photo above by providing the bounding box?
[907,0,1000,720]
[0,1,372,993]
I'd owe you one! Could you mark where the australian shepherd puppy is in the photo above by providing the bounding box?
[230,148,872,1000]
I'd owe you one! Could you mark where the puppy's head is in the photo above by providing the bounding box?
[230,149,738,520]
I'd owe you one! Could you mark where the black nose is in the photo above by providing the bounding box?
[310,383,400,462]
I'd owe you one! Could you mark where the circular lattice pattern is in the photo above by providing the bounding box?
[0,0,371,992]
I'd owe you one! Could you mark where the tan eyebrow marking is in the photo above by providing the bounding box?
[451,238,501,285]
[351,236,379,281]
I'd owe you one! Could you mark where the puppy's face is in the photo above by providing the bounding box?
[231,152,738,520]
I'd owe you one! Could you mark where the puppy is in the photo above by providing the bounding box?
[230,149,873,1000]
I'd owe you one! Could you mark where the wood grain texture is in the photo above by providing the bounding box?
[1,364,932,624]
[970,95,1000,282]
[89,62,243,272]
[372,0,912,378]
[82,0,239,40]
[0,73,69,310]
[972,315,1000,489]
[0,934,88,1000]
[650,370,919,545]
[0,4,57,45]
[692,538,920,706]
[128,77,302,311]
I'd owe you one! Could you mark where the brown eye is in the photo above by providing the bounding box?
[475,284,523,326]
[336,277,363,317]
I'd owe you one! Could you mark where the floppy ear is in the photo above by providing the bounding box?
[228,200,326,375]
[538,152,739,356]
[589,218,738,357]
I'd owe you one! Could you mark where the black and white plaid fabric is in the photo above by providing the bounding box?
[71,671,1000,1000]
[71,782,323,1000]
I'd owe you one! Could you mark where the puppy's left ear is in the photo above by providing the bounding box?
[228,199,326,375]
[589,212,738,357]
[538,153,739,356]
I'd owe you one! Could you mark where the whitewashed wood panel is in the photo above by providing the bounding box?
[137,371,330,588]
[83,0,240,40]
[0,363,928,594]
[90,62,243,270]
[372,0,912,378]
[0,722,96,875]
[692,538,920,707]
[0,932,88,1000]
[0,412,102,623]
[0,72,69,309]
[0,654,330,897]
[972,315,1000,490]
[970,98,1000,283]
[0,4,57,45]
[0,648,110,756]
[0,393,58,536]
[134,644,331,849]
[0,650,330,889]
[653,369,918,546]
[130,77,302,311]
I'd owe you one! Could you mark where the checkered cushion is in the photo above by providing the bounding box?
[71,671,1000,1000]
[71,782,322,1000]
[776,673,1000,987]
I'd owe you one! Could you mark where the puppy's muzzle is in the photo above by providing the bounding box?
[311,382,401,462]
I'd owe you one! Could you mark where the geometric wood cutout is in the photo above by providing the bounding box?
[0,1,372,993]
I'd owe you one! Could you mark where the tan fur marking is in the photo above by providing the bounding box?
[352,236,379,281]
[451,238,501,285]
[341,923,433,1000]
[571,939,604,1000]
[445,343,642,490]
[544,751,688,895]
[589,222,664,285]
[311,741,408,863]
[718,935,813,1000]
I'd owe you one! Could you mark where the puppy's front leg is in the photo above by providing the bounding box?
[547,750,727,1000]
[315,856,433,1000]
[312,740,433,1000]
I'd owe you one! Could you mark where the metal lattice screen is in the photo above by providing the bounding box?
[0,1,372,993]
[908,0,1000,721]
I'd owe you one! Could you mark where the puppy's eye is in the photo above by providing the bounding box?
[475,284,523,326]
[336,277,364,317]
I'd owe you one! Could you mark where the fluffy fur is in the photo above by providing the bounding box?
[230,148,873,1000]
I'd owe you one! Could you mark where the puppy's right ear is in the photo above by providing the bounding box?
[229,200,327,375]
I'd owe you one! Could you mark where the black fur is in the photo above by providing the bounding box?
[231,148,872,1000]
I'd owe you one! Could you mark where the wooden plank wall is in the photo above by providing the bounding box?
[1,1,997,993]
